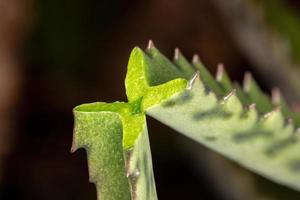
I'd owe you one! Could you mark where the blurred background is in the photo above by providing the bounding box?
[0,0,300,199]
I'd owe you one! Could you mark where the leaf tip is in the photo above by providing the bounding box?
[174,48,181,61]
[187,70,200,90]
[243,71,252,92]
[216,63,224,81]
[223,88,236,101]
[192,54,201,65]
[147,39,155,50]
[263,106,281,119]
[271,87,281,105]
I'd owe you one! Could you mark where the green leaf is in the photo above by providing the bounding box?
[73,41,300,199]
[72,42,187,200]
[73,102,159,200]
[143,44,300,192]
[192,55,224,96]
[243,72,273,114]
[148,75,300,191]
[215,63,232,94]
[72,104,131,199]
[173,48,196,79]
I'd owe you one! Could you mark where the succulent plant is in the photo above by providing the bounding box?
[72,41,300,200]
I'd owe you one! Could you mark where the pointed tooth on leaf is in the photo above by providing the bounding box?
[262,107,285,130]
[216,63,224,82]
[173,48,195,78]
[143,42,183,85]
[243,71,252,92]
[222,89,243,114]
[174,48,181,61]
[191,54,224,96]
[186,70,217,103]
[242,72,273,113]
[191,54,204,73]
[272,87,281,105]
[223,89,236,101]
[263,107,280,119]
[192,54,201,65]
[215,63,232,94]
[147,39,155,49]
[187,71,200,90]
[271,86,296,122]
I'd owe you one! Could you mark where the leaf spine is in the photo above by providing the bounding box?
[223,89,236,101]
[187,70,200,90]
[272,87,281,105]
[263,107,281,119]
[174,48,181,61]
[243,71,252,92]
[192,54,201,65]
[216,63,225,81]
[147,40,155,49]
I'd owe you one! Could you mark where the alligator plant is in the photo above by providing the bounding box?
[71,41,300,200]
